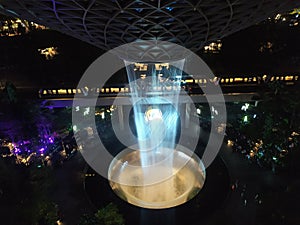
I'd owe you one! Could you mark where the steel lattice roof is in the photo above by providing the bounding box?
[0,0,299,52]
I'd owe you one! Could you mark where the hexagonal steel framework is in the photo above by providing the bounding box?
[0,0,299,51]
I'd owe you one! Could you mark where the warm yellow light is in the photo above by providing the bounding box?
[227,140,234,147]
[290,8,300,15]
[144,108,163,122]
[38,47,59,60]
[58,89,67,94]
[234,78,243,82]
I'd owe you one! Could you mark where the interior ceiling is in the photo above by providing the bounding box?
[0,0,299,52]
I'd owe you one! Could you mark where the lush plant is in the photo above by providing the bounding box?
[79,203,125,225]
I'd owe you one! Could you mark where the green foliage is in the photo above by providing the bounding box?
[79,203,125,225]
[0,81,17,103]
[36,201,58,225]
[234,81,300,171]
[51,107,72,131]
[95,203,125,225]
[0,157,22,198]
[79,213,96,225]
[16,166,56,225]
[29,166,53,197]
[0,158,58,225]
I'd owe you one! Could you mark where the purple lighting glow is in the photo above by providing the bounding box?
[48,137,54,143]
[14,147,21,154]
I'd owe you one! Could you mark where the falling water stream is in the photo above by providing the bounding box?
[124,60,185,202]
[108,59,206,208]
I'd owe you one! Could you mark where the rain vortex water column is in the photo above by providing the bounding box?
[108,59,206,209]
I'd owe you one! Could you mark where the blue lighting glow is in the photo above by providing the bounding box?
[166,7,173,11]
[125,60,184,168]
[135,8,143,13]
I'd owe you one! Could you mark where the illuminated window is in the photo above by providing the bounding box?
[38,47,59,60]
[111,88,119,92]
[203,40,222,53]
[275,14,281,21]
[134,63,148,71]
[234,78,243,82]
[262,75,267,81]
[58,89,67,94]
[259,41,273,53]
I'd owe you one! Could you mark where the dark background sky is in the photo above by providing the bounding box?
[0,15,300,89]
